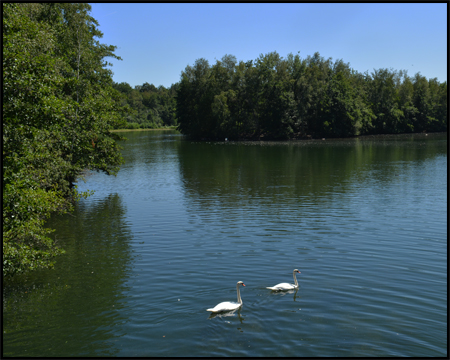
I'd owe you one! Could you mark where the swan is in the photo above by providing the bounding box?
[267,269,300,291]
[206,281,245,312]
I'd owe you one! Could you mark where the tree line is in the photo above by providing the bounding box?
[3,3,125,277]
[112,81,178,129]
[176,52,447,140]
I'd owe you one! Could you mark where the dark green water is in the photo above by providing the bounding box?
[3,131,447,357]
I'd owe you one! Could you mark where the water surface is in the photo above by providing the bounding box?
[3,131,447,357]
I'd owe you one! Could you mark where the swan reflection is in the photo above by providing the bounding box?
[208,308,245,323]
[270,288,299,301]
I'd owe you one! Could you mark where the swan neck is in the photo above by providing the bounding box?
[293,271,298,287]
[237,284,242,304]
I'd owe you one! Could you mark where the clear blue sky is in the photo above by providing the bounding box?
[90,3,447,89]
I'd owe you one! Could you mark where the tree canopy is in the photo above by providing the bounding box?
[176,52,447,140]
[112,81,178,129]
[3,3,125,276]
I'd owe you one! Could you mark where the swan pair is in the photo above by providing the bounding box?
[206,269,301,313]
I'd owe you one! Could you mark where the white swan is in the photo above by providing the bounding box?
[267,269,300,291]
[206,281,245,312]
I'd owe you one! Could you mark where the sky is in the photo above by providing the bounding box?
[89,3,447,89]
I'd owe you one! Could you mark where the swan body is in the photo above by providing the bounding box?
[206,301,241,313]
[267,269,300,291]
[207,281,245,312]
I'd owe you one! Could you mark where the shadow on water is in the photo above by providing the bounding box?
[3,193,134,357]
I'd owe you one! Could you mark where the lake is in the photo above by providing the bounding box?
[2,131,447,357]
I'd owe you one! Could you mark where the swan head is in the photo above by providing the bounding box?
[237,281,245,287]
[294,269,301,273]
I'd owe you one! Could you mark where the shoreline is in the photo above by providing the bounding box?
[109,129,446,140]
[110,127,177,132]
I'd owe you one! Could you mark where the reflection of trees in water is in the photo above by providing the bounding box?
[118,130,183,168]
[177,135,446,209]
[3,194,133,357]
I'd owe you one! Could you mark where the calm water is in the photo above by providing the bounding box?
[3,131,447,357]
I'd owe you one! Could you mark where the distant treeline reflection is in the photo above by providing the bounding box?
[177,135,446,205]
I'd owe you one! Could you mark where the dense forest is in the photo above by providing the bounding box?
[3,3,126,276]
[112,81,178,129]
[176,53,447,140]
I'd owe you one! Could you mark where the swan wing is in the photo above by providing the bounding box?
[206,301,241,312]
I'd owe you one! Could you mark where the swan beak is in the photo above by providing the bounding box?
[242,284,246,286]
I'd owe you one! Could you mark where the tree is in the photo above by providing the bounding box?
[176,58,214,139]
[320,71,358,137]
[367,68,405,134]
[299,52,333,137]
[113,81,133,95]
[175,51,446,140]
[140,82,158,93]
[423,77,447,132]
[112,81,178,129]
[395,71,416,133]
[3,3,125,276]
[412,72,433,132]
[51,3,125,179]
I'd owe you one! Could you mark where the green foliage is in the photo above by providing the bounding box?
[113,81,178,128]
[3,3,125,277]
[176,51,447,140]
[319,71,358,137]
[3,180,69,277]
